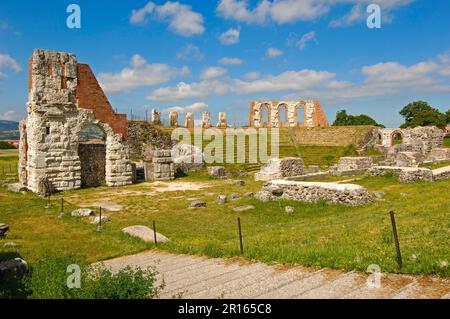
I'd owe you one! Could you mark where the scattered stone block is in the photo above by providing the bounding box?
[3,242,19,248]
[0,223,9,238]
[230,193,240,201]
[395,151,422,167]
[122,225,170,243]
[231,180,245,186]
[6,183,27,193]
[89,215,109,224]
[189,200,206,208]
[208,166,228,179]
[233,205,255,212]
[285,206,295,214]
[71,209,94,217]
[255,157,304,181]
[217,195,227,204]
[243,192,254,198]
[373,191,385,199]
[0,258,28,280]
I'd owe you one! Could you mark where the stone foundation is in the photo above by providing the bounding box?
[256,180,372,206]
[366,166,434,183]
[144,150,174,181]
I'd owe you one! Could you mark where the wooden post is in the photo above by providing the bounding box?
[61,198,64,214]
[153,220,158,246]
[389,211,402,268]
[238,217,244,254]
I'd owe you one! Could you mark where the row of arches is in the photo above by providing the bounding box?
[256,102,305,128]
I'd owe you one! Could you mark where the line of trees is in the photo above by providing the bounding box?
[332,101,450,129]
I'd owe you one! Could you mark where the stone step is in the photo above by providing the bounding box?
[341,274,414,299]
[257,269,342,299]
[176,264,269,299]
[226,267,317,299]
[158,259,226,285]
[296,271,367,299]
[190,264,274,299]
[390,278,450,299]
[160,263,245,297]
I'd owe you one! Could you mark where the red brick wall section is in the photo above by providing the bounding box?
[76,63,128,139]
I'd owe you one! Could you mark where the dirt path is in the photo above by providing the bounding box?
[102,250,450,299]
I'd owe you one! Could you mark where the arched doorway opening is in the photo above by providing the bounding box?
[296,104,305,127]
[391,131,403,146]
[278,104,288,127]
[260,103,270,127]
[78,124,106,187]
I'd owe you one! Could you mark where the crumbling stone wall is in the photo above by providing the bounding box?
[126,121,174,160]
[250,100,328,128]
[151,109,161,125]
[18,49,133,193]
[144,150,174,181]
[256,180,372,206]
[255,157,304,181]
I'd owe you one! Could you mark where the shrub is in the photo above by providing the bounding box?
[22,254,163,299]
[0,141,14,149]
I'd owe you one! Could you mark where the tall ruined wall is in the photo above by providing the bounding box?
[250,100,328,128]
[19,49,133,193]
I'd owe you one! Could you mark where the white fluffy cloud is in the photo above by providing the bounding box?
[163,102,208,114]
[217,0,413,26]
[98,54,189,94]
[219,28,240,45]
[176,44,204,61]
[219,57,244,65]
[298,31,317,49]
[200,67,227,80]
[266,47,283,58]
[130,1,204,37]
[0,110,17,121]
[147,53,450,103]
[0,54,21,79]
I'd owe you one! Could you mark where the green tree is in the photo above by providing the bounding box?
[446,109,450,124]
[332,109,383,127]
[399,101,447,129]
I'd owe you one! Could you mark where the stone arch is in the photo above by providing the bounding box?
[391,130,404,146]
[277,103,289,127]
[77,123,107,187]
[294,102,305,127]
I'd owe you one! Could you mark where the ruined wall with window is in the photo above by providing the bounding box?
[249,100,329,128]
[18,49,133,194]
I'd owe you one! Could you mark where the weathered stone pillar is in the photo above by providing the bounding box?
[202,111,211,128]
[185,112,194,128]
[169,111,178,126]
[217,112,227,129]
[151,108,161,125]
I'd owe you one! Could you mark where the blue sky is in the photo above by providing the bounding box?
[0,0,449,127]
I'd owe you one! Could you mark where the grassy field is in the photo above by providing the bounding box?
[1,169,449,277]
[444,137,450,148]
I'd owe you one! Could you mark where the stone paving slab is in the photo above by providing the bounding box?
[101,250,450,299]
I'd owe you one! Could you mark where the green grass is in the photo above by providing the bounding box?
[420,161,450,170]
[0,155,18,182]
[444,137,450,148]
[1,171,449,277]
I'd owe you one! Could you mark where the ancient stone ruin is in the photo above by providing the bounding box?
[249,100,329,128]
[185,112,194,129]
[202,111,211,129]
[256,180,373,206]
[217,112,227,128]
[169,111,178,126]
[151,108,161,125]
[18,49,133,194]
